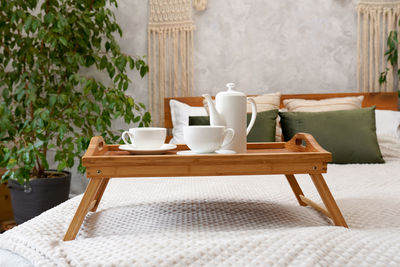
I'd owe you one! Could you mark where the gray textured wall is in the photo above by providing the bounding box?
[116,0,358,105]
[193,0,358,95]
[71,0,359,194]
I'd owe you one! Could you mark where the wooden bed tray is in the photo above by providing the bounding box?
[63,133,348,241]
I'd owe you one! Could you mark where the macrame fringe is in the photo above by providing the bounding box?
[148,0,196,126]
[193,0,207,11]
[357,0,400,92]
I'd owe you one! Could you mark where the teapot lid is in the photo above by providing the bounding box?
[216,83,246,97]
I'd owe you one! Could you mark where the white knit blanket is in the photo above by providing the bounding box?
[1,140,400,266]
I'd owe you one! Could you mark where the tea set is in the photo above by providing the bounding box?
[119,83,257,155]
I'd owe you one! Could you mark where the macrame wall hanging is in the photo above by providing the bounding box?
[148,0,207,126]
[357,0,400,92]
[193,0,207,11]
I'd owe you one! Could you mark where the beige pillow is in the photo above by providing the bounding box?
[283,96,364,112]
[246,93,281,141]
[246,92,281,112]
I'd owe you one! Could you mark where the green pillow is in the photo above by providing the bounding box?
[189,109,278,142]
[279,106,384,164]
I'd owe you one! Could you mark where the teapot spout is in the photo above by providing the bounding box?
[202,94,226,126]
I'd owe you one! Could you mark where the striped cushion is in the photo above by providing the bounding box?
[246,92,281,112]
[283,96,364,112]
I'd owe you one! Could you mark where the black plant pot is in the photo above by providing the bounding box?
[8,170,71,225]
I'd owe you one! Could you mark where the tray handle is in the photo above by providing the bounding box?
[286,133,329,153]
[84,136,106,157]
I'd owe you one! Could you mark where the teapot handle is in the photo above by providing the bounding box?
[221,128,235,148]
[246,98,257,135]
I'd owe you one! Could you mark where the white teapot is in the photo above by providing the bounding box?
[202,83,257,153]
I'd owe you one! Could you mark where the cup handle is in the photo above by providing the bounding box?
[122,131,132,145]
[221,128,235,148]
[246,97,257,135]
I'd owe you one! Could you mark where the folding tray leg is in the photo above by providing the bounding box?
[90,178,110,212]
[285,174,307,206]
[309,174,348,228]
[63,178,103,241]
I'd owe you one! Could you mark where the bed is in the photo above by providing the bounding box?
[0,92,399,266]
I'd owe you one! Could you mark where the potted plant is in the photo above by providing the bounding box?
[0,0,151,224]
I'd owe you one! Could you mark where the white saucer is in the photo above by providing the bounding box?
[119,144,177,155]
[176,149,236,155]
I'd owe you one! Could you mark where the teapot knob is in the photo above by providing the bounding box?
[226,83,235,91]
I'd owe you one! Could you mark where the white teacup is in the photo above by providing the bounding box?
[183,126,235,153]
[122,127,166,148]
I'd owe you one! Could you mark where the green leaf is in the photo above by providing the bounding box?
[44,12,55,25]
[100,56,107,70]
[140,65,148,78]
[67,157,74,168]
[107,64,115,78]
[379,73,386,84]
[23,152,30,164]
[96,117,102,131]
[1,170,11,183]
[128,97,134,106]
[24,16,33,32]
[105,42,111,51]
[128,57,135,69]
[123,81,129,90]
[6,159,17,169]
[115,56,127,72]
[133,116,141,123]
[59,36,68,47]
[49,94,57,107]
[2,88,9,100]
[32,19,40,32]
[92,104,100,114]
[143,112,152,122]
[57,160,66,171]
[59,126,65,140]
[84,79,93,95]
[77,163,86,173]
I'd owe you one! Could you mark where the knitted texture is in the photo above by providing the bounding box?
[357,0,400,92]
[1,151,400,266]
[148,0,196,126]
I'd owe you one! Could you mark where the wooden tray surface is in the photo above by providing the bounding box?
[100,143,324,156]
[82,133,331,178]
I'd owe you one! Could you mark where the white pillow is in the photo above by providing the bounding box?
[169,100,207,144]
[283,96,364,112]
[375,109,400,138]
[377,134,400,160]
